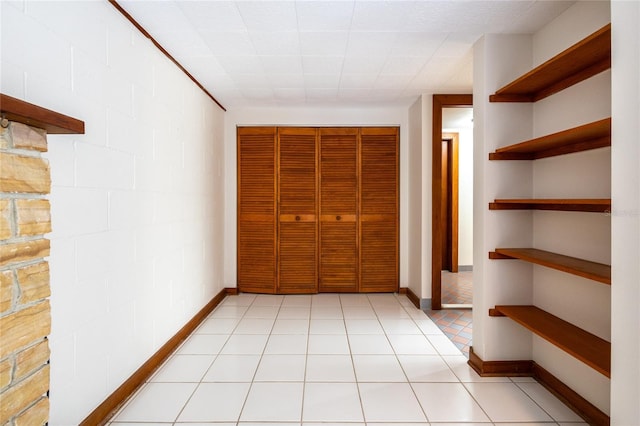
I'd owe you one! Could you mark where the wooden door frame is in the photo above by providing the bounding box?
[442,133,459,273]
[431,95,472,310]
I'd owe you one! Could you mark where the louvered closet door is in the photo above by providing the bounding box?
[277,128,318,293]
[360,127,399,292]
[319,128,358,292]
[237,127,277,293]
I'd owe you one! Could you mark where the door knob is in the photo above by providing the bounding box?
[336,215,341,221]
[295,216,301,221]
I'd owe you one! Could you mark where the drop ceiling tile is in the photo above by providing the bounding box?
[274,88,306,101]
[342,55,387,75]
[302,56,344,74]
[240,88,275,100]
[177,1,246,32]
[345,32,396,57]
[296,1,355,32]
[232,73,271,89]
[216,55,264,75]
[299,32,349,56]
[306,88,339,101]
[381,56,428,75]
[340,74,378,89]
[391,32,447,57]
[350,1,413,32]
[267,73,305,89]
[250,31,300,55]
[374,75,411,90]
[260,55,304,75]
[236,1,298,32]
[304,74,342,89]
[200,31,256,56]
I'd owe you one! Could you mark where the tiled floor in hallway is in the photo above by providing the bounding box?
[109,293,587,425]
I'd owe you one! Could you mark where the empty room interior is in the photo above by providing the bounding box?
[1,1,639,425]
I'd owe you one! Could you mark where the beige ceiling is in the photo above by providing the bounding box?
[118,0,576,109]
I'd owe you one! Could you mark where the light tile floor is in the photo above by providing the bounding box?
[109,293,587,426]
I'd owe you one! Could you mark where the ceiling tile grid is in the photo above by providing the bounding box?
[118,0,575,108]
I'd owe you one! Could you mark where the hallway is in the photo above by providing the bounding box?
[108,293,586,425]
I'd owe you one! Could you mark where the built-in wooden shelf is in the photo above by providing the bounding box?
[489,248,611,285]
[489,305,611,377]
[0,93,84,134]
[489,118,611,160]
[490,24,611,103]
[489,198,611,213]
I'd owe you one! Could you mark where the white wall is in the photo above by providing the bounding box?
[1,2,226,424]
[223,105,410,289]
[408,98,423,298]
[611,1,640,424]
[473,0,612,414]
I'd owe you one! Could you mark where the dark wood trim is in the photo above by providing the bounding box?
[533,362,610,426]
[403,287,421,309]
[0,94,84,134]
[225,287,239,295]
[489,198,611,213]
[80,288,230,426]
[108,0,226,112]
[467,347,533,376]
[431,95,472,310]
[442,133,459,273]
[468,348,610,426]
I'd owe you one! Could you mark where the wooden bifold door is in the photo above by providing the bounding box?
[237,126,398,294]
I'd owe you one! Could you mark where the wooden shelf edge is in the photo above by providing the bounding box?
[489,198,611,213]
[490,24,611,103]
[1,94,84,134]
[489,248,611,285]
[489,118,612,160]
[489,305,611,378]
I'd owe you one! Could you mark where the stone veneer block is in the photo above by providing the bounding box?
[0,239,50,268]
[0,357,11,389]
[0,126,10,149]
[16,262,50,305]
[0,301,51,359]
[10,123,47,152]
[14,396,49,426]
[0,270,13,313]
[15,199,51,236]
[0,364,49,425]
[0,199,12,240]
[0,152,51,194]
[15,339,50,381]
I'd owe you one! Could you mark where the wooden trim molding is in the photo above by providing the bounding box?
[467,347,610,426]
[80,288,233,426]
[108,0,226,112]
[0,94,84,134]
[402,287,421,309]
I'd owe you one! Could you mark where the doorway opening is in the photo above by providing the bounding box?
[431,95,473,310]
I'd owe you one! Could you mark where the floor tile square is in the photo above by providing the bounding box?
[264,334,308,354]
[195,317,240,334]
[387,334,438,355]
[234,317,275,334]
[149,355,214,383]
[303,383,364,422]
[209,306,249,318]
[282,295,312,307]
[306,355,356,382]
[202,355,260,382]
[240,382,304,421]
[339,294,371,306]
[348,334,393,354]
[252,295,284,306]
[244,305,279,318]
[345,319,384,334]
[374,307,412,319]
[427,334,464,355]
[220,334,268,355]
[412,382,490,422]
[397,355,459,382]
[308,334,350,354]
[272,319,310,334]
[413,318,443,335]
[358,382,426,422]
[113,382,197,422]
[516,382,584,422]
[176,334,228,355]
[310,306,344,319]
[255,354,306,381]
[464,382,554,422]
[342,306,377,319]
[177,382,250,422]
[309,319,346,334]
[311,293,341,307]
[352,355,406,382]
[379,319,421,334]
[442,355,510,383]
[278,306,311,319]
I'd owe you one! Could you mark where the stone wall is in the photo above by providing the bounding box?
[0,121,51,425]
